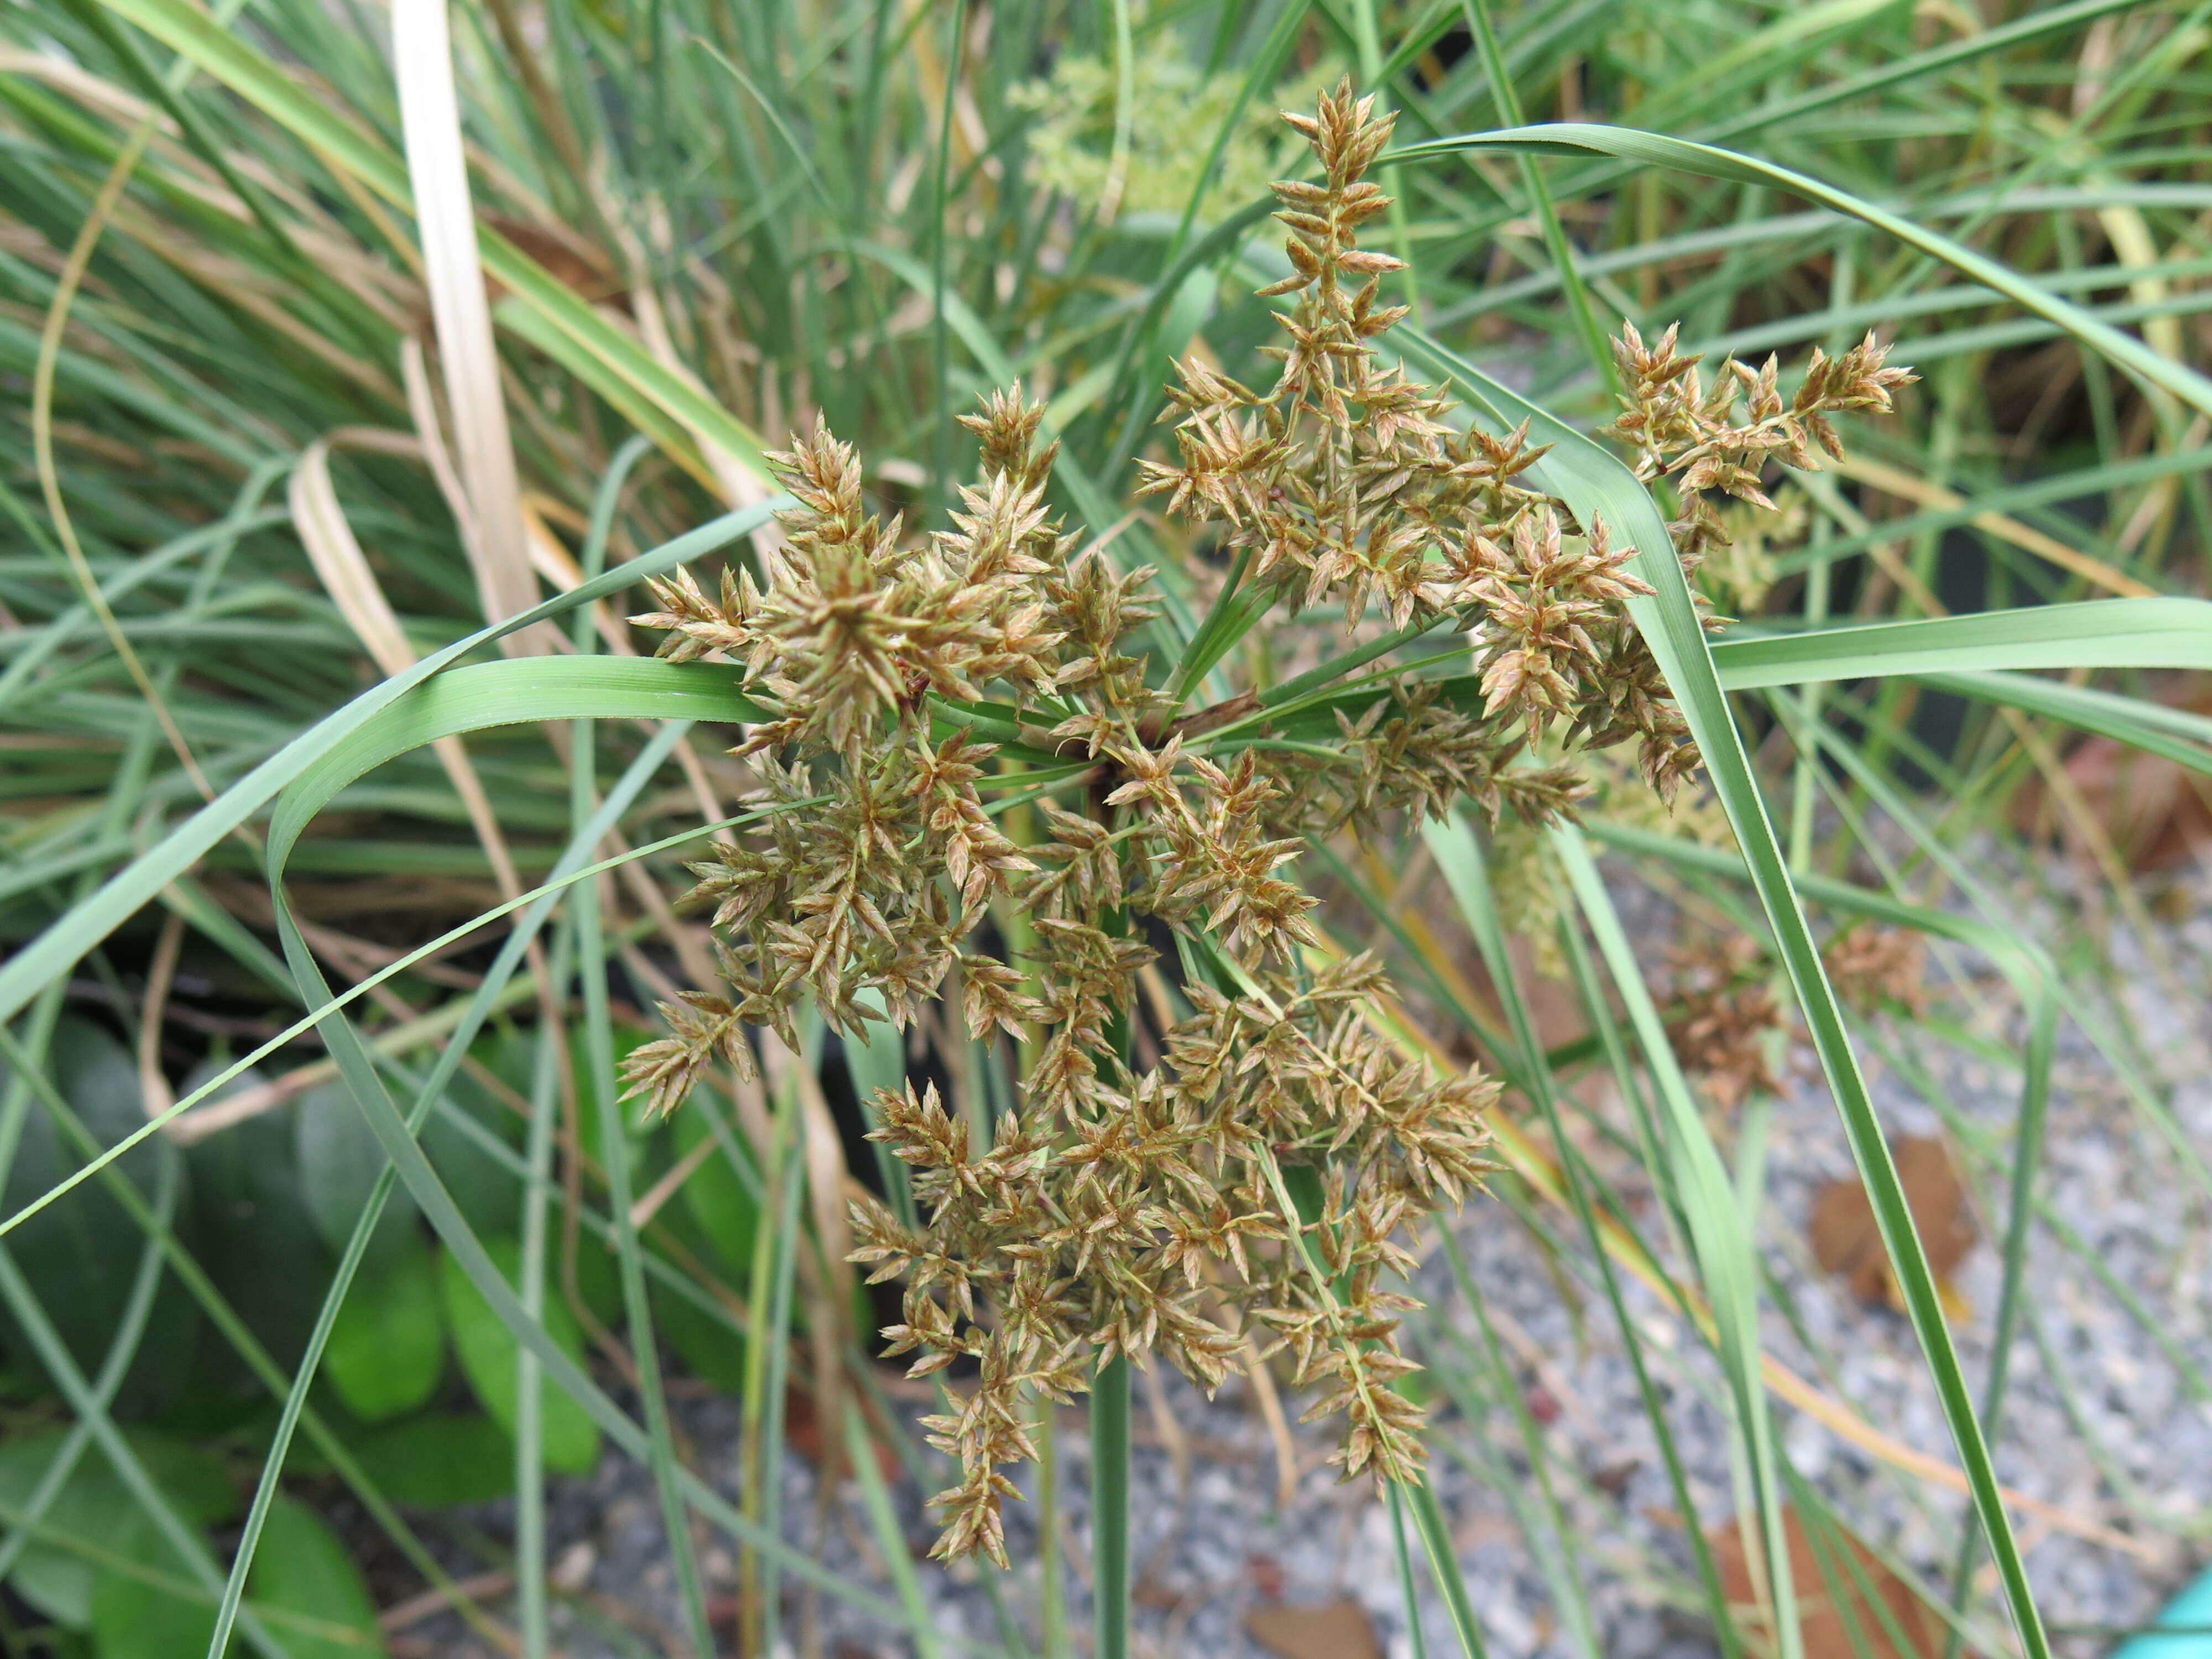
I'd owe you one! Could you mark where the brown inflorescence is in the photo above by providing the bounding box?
[619,80,1908,1565]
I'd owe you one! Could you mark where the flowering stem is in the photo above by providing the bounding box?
[1253,606,1478,716]
[1091,1351,1131,1659]
[1093,881,1134,1659]
[1037,1390,1071,1659]
[926,0,967,518]
[739,1076,800,1658]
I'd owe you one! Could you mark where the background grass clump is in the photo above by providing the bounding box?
[2,0,2211,1657]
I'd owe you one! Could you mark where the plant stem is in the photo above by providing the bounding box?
[1038,1389,1071,1659]
[1091,1352,1131,1659]
[739,1079,799,1659]
[1940,995,2054,1659]
[928,0,969,518]
[1387,1484,1431,1659]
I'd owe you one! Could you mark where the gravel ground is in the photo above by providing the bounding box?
[376,858,2212,1659]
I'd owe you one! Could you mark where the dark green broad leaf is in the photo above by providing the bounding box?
[654,1286,748,1394]
[430,1027,620,1322]
[242,1494,387,1659]
[348,1413,513,1508]
[572,1021,663,1164]
[86,1494,386,1659]
[572,1228,624,1329]
[0,1427,233,1631]
[0,1019,201,1417]
[295,1082,418,1274]
[88,1511,216,1659]
[439,1238,601,1475]
[648,1202,749,1394]
[322,1232,442,1425]
[180,1061,335,1396]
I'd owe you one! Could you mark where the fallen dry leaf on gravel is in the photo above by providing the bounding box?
[1809,1135,1976,1316]
[2016,684,2212,872]
[1711,1505,1967,1659]
[1246,1598,1383,1659]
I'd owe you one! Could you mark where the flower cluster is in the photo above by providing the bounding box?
[621,80,1907,1566]
[1138,79,1700,801]
[852,957,1494,1561]
[1665,937,1791,1113]
[1603,319,1916,567]
[628,362,1495,1559]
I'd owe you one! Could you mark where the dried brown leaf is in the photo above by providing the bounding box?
[1709,1505,1970,1659]
[1245,1599,1383,1659]
[2015,723,2212,873]
[1807,1135,1975,1314]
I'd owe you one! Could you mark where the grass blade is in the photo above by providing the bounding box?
[571,697,716,1652]
[1394,123,2212,422]
[1399,1477,1488,1659]
[1709,601,2212,687]
[390,0,537,634]
[1553,825,1804,1659]
[847,1406,945,1659]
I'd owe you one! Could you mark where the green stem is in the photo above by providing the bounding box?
[740,1087,798,1656]
[1091,1352,1131,1659]
[1349,0,1421,321]
[1940,995,2054,1659]
[575,754,716,1656]
[516,990,564,1658]
[1255,608,1472,714]
[846,1408,945,1659]
[927,0,969,517]
[1387,1484,1431,1659]
[1038,1391,1070,1659]
[1400,1478,1488,1659]
[1788,543,1831,874]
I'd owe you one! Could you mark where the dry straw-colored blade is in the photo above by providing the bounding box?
[392,0,542,647]
[289,430,528,905]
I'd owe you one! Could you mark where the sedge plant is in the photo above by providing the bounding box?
[13,3,2209,1655]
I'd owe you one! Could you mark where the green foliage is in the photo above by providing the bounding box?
[349,1415,515,1509]
[0,1022,200,1417]
[440,1235,602,1477]
[238,1495,388,1659]
[296,1081,420,1274]
[180,1067,333,1390]
[322,1233,444,1425]
[670,1103,761,1274]
[421,1050,527,1236]
[89,1514,220,1659]
[87,1494,385,1659]
[1011,38,1318,222]
[652,1275,750,1393]
[0,1428,231,1631]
